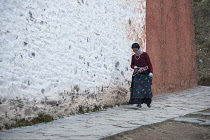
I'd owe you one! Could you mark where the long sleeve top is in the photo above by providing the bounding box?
[131,52,153,73]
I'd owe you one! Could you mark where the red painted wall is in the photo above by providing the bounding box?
[146,0,198,94]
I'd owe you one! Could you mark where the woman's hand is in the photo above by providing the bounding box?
[134,66,138,72]
[149,73,153,78]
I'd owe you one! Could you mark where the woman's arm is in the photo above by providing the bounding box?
[131,56,134,69]
[146,53,153,73]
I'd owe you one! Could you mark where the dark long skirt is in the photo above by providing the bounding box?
[129,74,153,105]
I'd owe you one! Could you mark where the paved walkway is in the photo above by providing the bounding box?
[0,86,210,140]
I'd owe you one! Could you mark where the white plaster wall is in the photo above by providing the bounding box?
[0,0,146,129]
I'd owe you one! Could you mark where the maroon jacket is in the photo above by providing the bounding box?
[131,52,153,73]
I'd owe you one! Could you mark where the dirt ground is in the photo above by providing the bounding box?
[102,109,210,140]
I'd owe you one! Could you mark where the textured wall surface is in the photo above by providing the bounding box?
[0,0,198,130]
[0,0,146,129]
[146,0,197,94]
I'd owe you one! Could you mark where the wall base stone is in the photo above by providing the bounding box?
[0,86,129,130]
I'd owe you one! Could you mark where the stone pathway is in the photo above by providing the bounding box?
[0,86,210,140]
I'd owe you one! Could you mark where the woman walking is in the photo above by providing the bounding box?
[129,43,153,108]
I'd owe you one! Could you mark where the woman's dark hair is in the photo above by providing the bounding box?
[131,43,140,49]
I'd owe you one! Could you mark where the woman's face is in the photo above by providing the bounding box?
[132,48,139,53]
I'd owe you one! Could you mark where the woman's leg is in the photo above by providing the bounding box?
[146,98,152,108]
[137,99,142,108]
[142,98,152,107]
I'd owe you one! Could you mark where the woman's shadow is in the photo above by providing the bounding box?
[120,105,150,110]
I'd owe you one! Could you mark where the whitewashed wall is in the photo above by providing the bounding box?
[0,0,146,129]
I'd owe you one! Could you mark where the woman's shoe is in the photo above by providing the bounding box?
[147,104,151,108]
[137,104,141,108]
